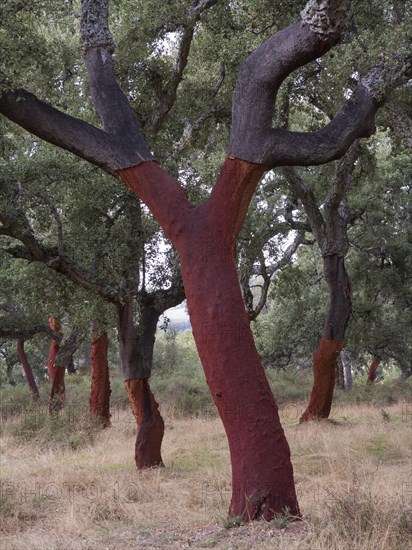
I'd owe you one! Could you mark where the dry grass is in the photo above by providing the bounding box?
[1,400,411,549]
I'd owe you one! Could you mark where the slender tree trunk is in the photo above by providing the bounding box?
[46,317,65,412]
[300,255,350,422]
[336,354,345,389]
[119,159,300,520]
[340,349,352,390]
[89,331,111,426]
[16,338,40,400]
[367,356,381,384]
[116,300,164,469]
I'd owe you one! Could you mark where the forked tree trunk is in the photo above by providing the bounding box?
[367,356,381,384]
[300,255,350,422]
[89,331,111,426]
[17,338,40,400]
[46,317,65,413]
[119,159,300,519]
[116,300,164,469]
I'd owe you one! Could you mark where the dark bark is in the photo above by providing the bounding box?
[300,255,351,422]
[89,331,111,426]
[116,299,165,469]
[16,338,40,400]
[125,378,164,469]
[367,356,381,384]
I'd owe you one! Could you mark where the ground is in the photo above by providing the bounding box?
[1,398,411,549]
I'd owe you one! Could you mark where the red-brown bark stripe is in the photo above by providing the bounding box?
[300,338,343,422]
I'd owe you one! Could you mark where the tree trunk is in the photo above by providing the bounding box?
[300,255,350,422]
[125,378,164,468]
[16,338,40,400]
[367,356,381,384]
[116,300,164,469]
[336,354,345,389]
[89,331,111,426]
[46,317,65,413]
[119,159,300,520]
[340,349,352,390]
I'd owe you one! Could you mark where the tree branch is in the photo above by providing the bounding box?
[150,0,220,131]
[282,167,326,247]
[230,0,411,167]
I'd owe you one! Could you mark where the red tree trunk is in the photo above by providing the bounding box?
[89,331,111,426]
[117,301,164,469]
[367,356,381,384]
[300,338,344,421]
[119,159,300,520]
[46,317,65,412]
[300,255,351,422]
[16,338,40,400]
[125,378,164,469]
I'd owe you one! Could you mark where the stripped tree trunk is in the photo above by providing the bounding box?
[120,159,300,519]
[17,338,40,400]
[367,356,381,384]
[117,300,164,469]
[89,331,111,426]
[46,317,65,412]
[300,255,350,421]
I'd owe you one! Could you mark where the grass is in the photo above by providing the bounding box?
[0,375,411,549]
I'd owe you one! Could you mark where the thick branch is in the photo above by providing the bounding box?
[230,0,410,167]
[0,90,146,174]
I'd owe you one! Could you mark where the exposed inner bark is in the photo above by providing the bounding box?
[89,331,111,426]
[125,378,164,469]
[119,159,300,519]
[300,338,344,422]
[367,356,381,384]
[117,300,165,468]
[46,317,65,413]
[17,338,40,400]
[300,255,350,422]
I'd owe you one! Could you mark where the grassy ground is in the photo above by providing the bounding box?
[0,379,411,549]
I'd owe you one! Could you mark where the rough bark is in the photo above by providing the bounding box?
[16,338,40,400]
[125,378,164,469]
[116,300,165,469]
[367,356,381,384]
[300,255,351,422]
[119,159,300,519]
[89,331,111,426]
